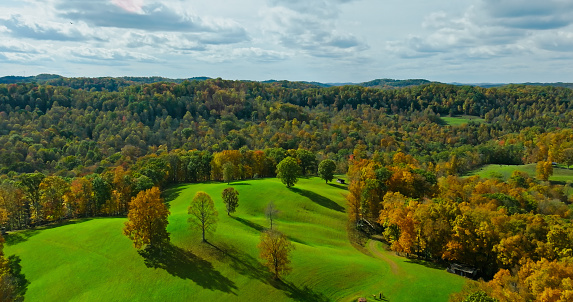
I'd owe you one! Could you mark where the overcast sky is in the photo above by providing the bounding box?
[1,0,573,83]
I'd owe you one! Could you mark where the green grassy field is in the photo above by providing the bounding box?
[5,177,466,301]
[440,115,486,126]
[465,163,573,183]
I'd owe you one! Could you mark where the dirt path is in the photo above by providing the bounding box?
[367,240,401,276]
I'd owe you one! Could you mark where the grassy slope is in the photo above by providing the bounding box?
[466,163,573,183]
[441,116,485,126]
[5,177,465,301]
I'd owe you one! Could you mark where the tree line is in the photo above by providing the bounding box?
[0,147,324,231]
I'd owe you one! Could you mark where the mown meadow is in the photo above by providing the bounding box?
[5,177,465,301]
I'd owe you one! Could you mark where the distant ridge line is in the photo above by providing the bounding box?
[1,74,572,89]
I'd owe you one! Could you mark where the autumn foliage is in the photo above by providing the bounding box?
[123,187,170,250]
[258,230,295,279]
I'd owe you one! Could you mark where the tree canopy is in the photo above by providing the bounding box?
[123,187,170,250]
[221,187,239,216]
[188,191,218,242]
[258,230,294,279]
[318,159,337,183]
[276,157,300,188]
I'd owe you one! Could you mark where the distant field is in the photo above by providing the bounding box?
[465,163,573,183]
[440,115,486,126]
[5,177,465,302]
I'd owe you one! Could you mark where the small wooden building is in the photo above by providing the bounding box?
[447,263,478,278]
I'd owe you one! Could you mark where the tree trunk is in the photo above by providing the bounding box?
[202,223,206,242]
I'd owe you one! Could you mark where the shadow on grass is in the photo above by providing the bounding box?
[289,187,345,213]
[404,258,448,270]
[208,242,328,302]
[232,216,265,232]
[327,183,348,190]
[8,255,29,300]
[4,218,94,246]
[139,243,237,294]
[270,279,330,302]
[206,242,270,283]
[229,182,251,186]
[162,184,188,208]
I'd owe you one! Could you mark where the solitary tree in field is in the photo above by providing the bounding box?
[221,187,239,216]
[265,201,279,230]
[318,159,337,183]
[123,187,170,251]
[188,191,218,242]
[258,230,294,280]
[276,157,300,188]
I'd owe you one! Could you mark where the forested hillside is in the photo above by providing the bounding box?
[1,77,573,301]
[1,79,573,177]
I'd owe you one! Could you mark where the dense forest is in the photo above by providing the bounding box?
[0,77,573,301]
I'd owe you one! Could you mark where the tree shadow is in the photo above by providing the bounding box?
[4,230,40,246]
[8,255,29,299]
[232,216,265,232]
[404,258,448,270]
[230,182,251,186]
[206,242,271,283]
[4,218,94,246]
[207,242,328,302]
[138,243,237,294]
[289,187,345,213]
[327,183,348,190]
[162,185,187,208]
[270,278,331,302]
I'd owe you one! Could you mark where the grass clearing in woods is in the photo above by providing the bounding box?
[5,177,466,301]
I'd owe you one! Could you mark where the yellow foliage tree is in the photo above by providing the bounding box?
[258,230,294,279]
[123,187,170,250]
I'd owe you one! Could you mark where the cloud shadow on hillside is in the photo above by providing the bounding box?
[288,187,345,213]
[139,243,237,294]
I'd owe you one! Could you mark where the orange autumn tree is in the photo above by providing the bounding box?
[123,187,170,251]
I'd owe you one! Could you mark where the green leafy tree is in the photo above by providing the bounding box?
[296,149,316,175]
[17,173,45,226]
[318,159,337,183]
[276,157,300,188]
[222,162,235,184]
[258,230,294,279]
[221,187,239,216]
[188,191,218,242]
[123,187,170,251]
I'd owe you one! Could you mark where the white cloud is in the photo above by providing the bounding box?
[387,0,573,60]
[0,14,101,41]
[534,30,573,52]
[0,40,43,53]
[261,1,368,58]
[197,47,291,63]
[65,46,162,63]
